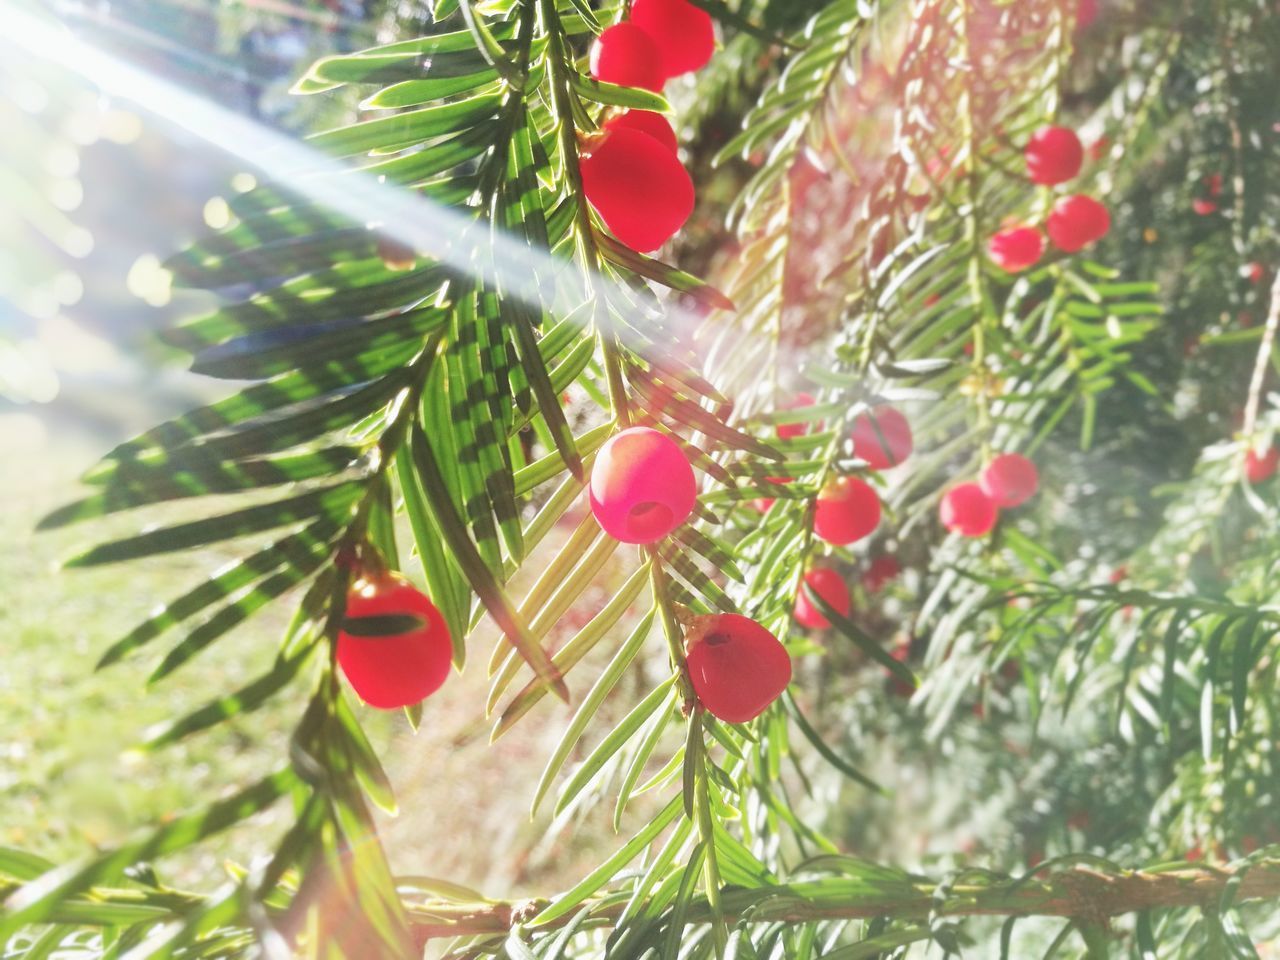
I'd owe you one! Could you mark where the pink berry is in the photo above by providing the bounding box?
[604,110,678,154]
[1244,262,1266,285]
[851,406,913,470]
[1076,0,1098,29]
[337,574,453,710]
[980,454,1039,508]
[685,613,791,723]
[1193,198,1218,216]
[590,23,666,92]
[940,482,998,537]
[1024,126,1084,186]
[629,0,716,77]
[776,392,817,440]
[1245,446,1279,484]
[988,227,1045,273]
[814,477,881,546]
[1046,195,1111,253]
[794,567,851,629]
[589,426,696,543]
[580,126,695,252]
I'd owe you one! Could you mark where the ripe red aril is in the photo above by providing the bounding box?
[1046,195,1111,253]
[604,110,678,154]
[1076,0,1098,29]
[988,226,1044,273]
[590,426,696,543]
[685,613,791,722]
[776,392,816,440]
[851,406,913,470]
[629,0,716,77]
[794,567,851,629]
[814,477,881,545]
[940,482,998,537]
[590,23,666,92]
[1243,262,1266,285]
[979,453,1039,508]
[1024,125,1084,185]
[337,574,453,709]
[1192,198,1218,216]
[580,127,695,252]
[862,555,901,593]
[1245,445,1278,483]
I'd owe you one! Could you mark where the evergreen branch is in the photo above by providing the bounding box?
[401,861,1280,940]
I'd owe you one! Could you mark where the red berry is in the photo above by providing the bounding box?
[850,406,913,470]
[1087,136,1109,162]
[1192,198,1218,216]
[590,23,666,92]
[604,110,678,154]
[1076,0,1098,29]
[776,392,816,440]
[337,574,453,709]
[1206,173,1223,197]
[752,476,792,513]
[988,227,1044,273]
[580,127,695,252]
[1046,195,1111,253]
[1244,262,1266,284]
[590,426,697,543]
[685,613,791,723]
[862,555,901,593]
[814,477,881,546]
[794,567,851,629]
[940,482,998,537]
[1024,125,1084,186]
[629,0,716,77]
[1245,445,1278,484]
[979,453,1039,508]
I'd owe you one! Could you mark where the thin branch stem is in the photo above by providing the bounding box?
[405,863,1280,940]
[1241,269,1280,440]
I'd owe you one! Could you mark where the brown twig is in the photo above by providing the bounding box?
[405,862,1280,941]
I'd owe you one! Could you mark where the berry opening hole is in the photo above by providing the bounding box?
[703,632,730,647]
[626,500,674,539]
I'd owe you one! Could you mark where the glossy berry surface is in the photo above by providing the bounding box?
[988,227,1044,273]
[337,574,452,710]
[814,477,881,545]
[862,555,901,593]
[794,567,851,629]
[980,453,1039,508]
[850,406,913,470]
[629,0,715,77]
[940,482,998,538]
[776,392,816,440]
[1245,446,1279,483]
[589,23,666,92]
[1047,195,1111,252]
[604,110,678,154]
[1024,125,1083,185]
[590,426,696,543]
[685,613,791,723]
[580,127,695,252]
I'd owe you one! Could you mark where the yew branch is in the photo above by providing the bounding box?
[405,862,1280,941]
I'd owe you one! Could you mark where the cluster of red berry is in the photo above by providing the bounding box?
[579,0,716,252]
[940,453,1039,538]
[988,125,1111,273]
